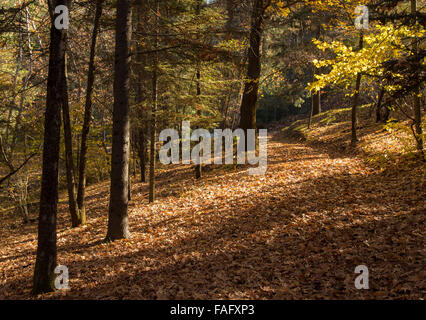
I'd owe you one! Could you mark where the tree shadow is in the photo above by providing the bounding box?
[2,124,424,299]
[3,163,422,299]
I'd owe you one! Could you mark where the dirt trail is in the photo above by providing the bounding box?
[0,131,424,299]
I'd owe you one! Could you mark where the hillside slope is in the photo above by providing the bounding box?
[0,107,425,299]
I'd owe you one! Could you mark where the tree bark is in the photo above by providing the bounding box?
[106,0,132,241]
[225,0,235,39]
[239,0,266,131]
[194,68,202,179]
[134,0,148,183]
[312,91,321,115]
[149,71,157,203]
[311,22,322,117]
[138,129,147,182]
[76,0,103,224]
[411,0,423,153]
[351,32,363,145]
[308,93,314,129]
[194,0,202,179]
[375,87,385,123]
[149,1,159,203]
[33,0,70,294]
[61,53,80,227]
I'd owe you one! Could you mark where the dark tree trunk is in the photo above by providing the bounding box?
[134,0,148,183]
[138,129,147,182]
[351,73,362,144]
[312,22,322,116]
[61,54,80,227]
[351,32,363,145]
[77,0,103,224]
[375,87,385,123]
[133,134,137,178]
[106,0,132,241]
[194,69,202,179]
[33,0,70,294]
[194,0,202,179]
[149,63,157,203]
[225,0,235,39]
[239,0,266,131]
[411,0,423,153]
[312,91,321,115]
[149,1,159,203]
[128,158,131,201]
[308,93,314,129]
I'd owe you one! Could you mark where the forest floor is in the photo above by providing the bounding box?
[0,105,425,299]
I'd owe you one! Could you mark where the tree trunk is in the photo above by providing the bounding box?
[33,0,70,294]
[106,0,132,241]
[138,129,147,182]
[411,0,423,153]
[76,0,103,224]
[194,68,202,179]
[194,0,203,179]
[351,32,363,145]
[134,0,148,183]
[149,65,157,203]
[308,94,314,129]
[149,1,159,203]
[312,21,322,117]
[239,0,266,131]
[225,0,235,39]
[62,53,80,227]
[312,91,321,115]
[375,87,385,123]
[128,158,131,201]
[149,71,157,203]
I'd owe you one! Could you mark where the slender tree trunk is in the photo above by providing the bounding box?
[312,91,321,115]
[76,0,103,224]
[411,0,423,152]
[138,129,147,182]
[128,157,131,201]
[351,32,363,145]
[106,0,132,241]
[308,94,314,129]
[375,87,385,123]
[149,71,157,203]
[149,1,159,203]
[134,0,148,183]
[225,0,235,39]
[62,54,80,227]
[312,22,322,116]
[149,64,157,203]
[194,0,203,179]
[239,0,266,131]
[33,0,70,294]
[132,134,137,178]
[194,68,202,179]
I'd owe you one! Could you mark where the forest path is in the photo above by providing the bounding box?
[0,130,424,299]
